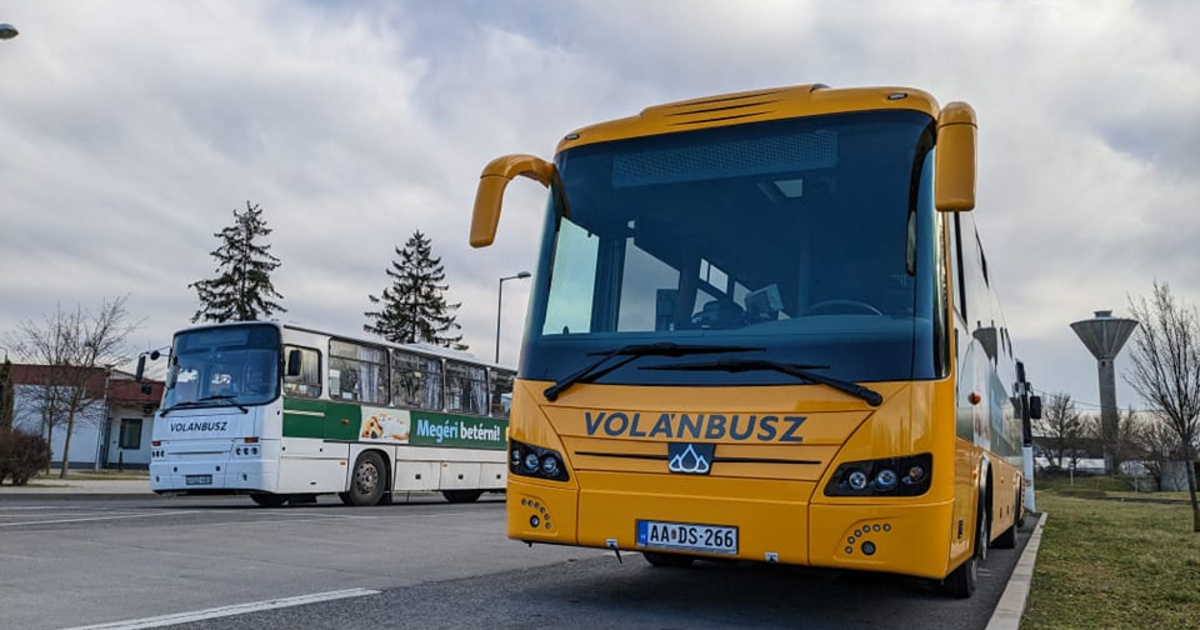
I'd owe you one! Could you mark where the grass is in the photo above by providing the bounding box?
[1023,474,1200,630]
[32,469,149,481]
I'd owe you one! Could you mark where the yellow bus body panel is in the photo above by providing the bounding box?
[507,372,974,579]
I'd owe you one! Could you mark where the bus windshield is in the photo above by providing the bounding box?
[163,324,282,411]
[522,109,940,386]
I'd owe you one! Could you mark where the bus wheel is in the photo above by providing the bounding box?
[442,490,483,503]
[994,490,1020,549]
[347,451,387,506]
[943,505,987,598]
[643,552,695,568]
[250,493,288,508]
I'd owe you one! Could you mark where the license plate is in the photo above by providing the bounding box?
[185,475,212,486]
[636,520,738,555]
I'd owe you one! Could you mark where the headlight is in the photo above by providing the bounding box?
[875,469,898,491]
[847,470,869,491]
[824,453,933,497]
[509,439,570,482]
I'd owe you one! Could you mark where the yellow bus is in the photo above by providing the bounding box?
[469,84,1040,597]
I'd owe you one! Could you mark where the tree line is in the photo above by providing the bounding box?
[189,201,466,348]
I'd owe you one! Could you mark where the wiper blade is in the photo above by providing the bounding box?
[543,342,765,401]
[161,395,249,417]
[641,358,884,407]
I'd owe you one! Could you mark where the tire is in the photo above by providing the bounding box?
[994,490,1020,549]
[346,451,387,506]
[337,492,354,506]
[250,493,289,508]
[642,551,695,568]
[442,489,483,504]
[943,504,988,598]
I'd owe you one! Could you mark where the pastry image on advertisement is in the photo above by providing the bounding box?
[360,408,411,443]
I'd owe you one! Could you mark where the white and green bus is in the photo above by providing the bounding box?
[143,321,513,507]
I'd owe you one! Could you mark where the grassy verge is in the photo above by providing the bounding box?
[1023,475,1200,630]
[32,469,149,481]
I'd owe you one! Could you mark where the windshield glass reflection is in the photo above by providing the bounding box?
[163,324,281,410]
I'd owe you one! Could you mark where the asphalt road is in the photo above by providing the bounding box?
[0,495,1033,630]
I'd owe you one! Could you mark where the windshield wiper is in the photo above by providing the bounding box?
[641,357,884,407]
[161,395,249,417]
[543,342,765,401]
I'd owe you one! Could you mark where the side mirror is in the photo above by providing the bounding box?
[471,154,555,248]
[1028,395,1043,421]
[135,355,146,382]
[286,349,303,377]
[934,101,977,212]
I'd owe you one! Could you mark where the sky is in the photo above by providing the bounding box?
[1,0,1197,415]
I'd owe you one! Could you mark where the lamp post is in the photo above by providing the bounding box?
[496,271,531,363]
[0,24,18,40]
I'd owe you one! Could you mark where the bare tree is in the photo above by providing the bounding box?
[1035,392,1086,471]
[1134,414,1184,491]
[1126,282,1200,532]
[5,297,140,478]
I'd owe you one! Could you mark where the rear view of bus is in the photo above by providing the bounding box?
[471,84,1034,598]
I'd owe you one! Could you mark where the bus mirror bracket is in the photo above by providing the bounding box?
[471,154,555,248]
[286,349,303,378]
[934,101,977,212]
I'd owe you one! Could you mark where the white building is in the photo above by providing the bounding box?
[10,364,164,470]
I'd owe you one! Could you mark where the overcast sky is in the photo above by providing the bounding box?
[1,0,1197,415]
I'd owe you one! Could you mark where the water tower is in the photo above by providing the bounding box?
[1070,310,1138,474]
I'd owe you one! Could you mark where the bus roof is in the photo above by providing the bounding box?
[555,84,941,154]
[168,320,514,371]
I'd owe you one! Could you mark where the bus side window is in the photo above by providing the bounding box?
[446,360,488,416]
[329,340,389,404]
[283,346,322,398]
[489,369,515,419]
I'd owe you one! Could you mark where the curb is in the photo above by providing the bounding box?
[0,492,158,501]
[985,512,1048,630]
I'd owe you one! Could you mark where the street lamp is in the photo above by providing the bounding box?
[496,271,531,363]
[0,24,18,40]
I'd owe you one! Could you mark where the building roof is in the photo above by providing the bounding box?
[8,364,164,405]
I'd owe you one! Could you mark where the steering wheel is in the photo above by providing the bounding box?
[806,299,884,316]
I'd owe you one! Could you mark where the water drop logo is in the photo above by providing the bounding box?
[667,443,714,475]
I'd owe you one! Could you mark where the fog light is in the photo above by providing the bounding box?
[530,515,541,528]
[875,469,898,491]
[847,470,868,491]
[540,455,560,478]
[862,541,876,556]
[523,452,540,473]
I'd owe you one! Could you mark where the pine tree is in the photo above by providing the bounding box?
[190,201,286,323]
[364,230,466,350]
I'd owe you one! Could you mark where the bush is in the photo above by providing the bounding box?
[0,430,51,485]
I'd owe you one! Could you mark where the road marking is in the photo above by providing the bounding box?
[0,510,198,528]
[57,588,381,630]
